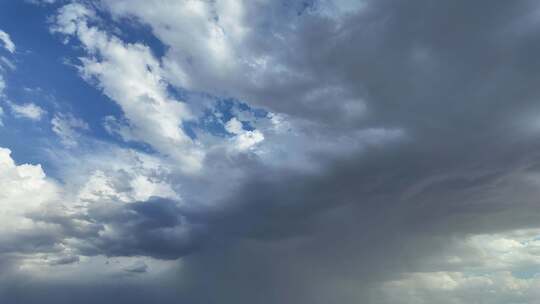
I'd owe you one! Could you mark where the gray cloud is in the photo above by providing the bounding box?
[123,261,148,274]
[48,255,80,266]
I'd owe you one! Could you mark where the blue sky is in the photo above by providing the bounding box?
[0,1,272,175]
[2,1,540,304]
[0,1,120,169]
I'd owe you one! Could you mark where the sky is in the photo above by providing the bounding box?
[2,0,540,303]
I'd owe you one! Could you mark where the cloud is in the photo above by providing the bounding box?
[14,145,197,260]
[225,117,264,151]
[48,255,80,266]
[0,74,5,97]
[0,29,14,98]
[9,102,46,120]
[3,0,540,303]
[378,229,540,304]
[99,0,372,128]
[0,56,16,71]
[74,0,540,302]
[123,261,148,274]
[0,35,16,125]
[0,30,15,53]
[52,3,203,173]
[0,144,194,268]
[51,113,88,147]
[0,147,61,256]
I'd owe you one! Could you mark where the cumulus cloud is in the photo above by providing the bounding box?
[0,147,61,256]
[0,144,195,268]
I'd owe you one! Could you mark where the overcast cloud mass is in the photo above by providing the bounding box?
[2,0,540,303]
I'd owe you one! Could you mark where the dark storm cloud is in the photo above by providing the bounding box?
[163,148,540,304]
[234,0,540,138]
[48,255,80,265]
[42,198,208,259]
[25,141,540,303]
[147,0,540,301]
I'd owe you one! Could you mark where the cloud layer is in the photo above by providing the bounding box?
[2,0,540,303]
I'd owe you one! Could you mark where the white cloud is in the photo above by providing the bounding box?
[26,0,57,4]
[0,30,15,53]
[378,229,540,304]
[233,130,265,151]
[53,3,203,173]
[0,30,14,100]
[0,143,183,276]
[225,117,264,151]
[225,117,244,135]
[51,113,89,147]
[0,147,60,254]
[98,0,367,123]
[9,102,46,120]
[77,169,179,204]
[101,0,248,96]
[50,2,398,175]
[0,147,59,214]
[0,74,4,96]
[0,56,16,71]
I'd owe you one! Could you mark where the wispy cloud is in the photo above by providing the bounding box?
[51,112,88,146]
[9,102,46,120]
[0,30,15,53]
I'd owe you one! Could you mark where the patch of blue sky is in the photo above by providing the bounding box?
[91,3,169,60]
[185,99,237,139]
[292,0,318,16]
[512,268,540,280]
[0,108,53,164]
[0,1,271,175]
[183,98,269,140]
[461,267,540,281]
[0,1,148,170]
